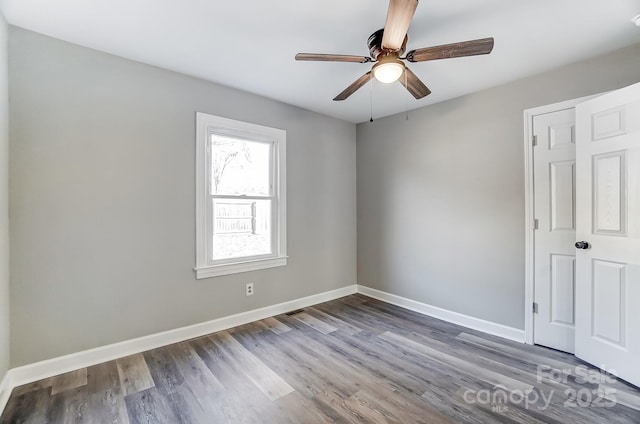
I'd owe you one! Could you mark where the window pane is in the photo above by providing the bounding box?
[212,199,272,260]
[210,135,271,196]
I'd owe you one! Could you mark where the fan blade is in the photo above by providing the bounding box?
[400,67,431,99]
[295,53,371,63]
[406,37,494,62]
[382,0,418,51]
[333,72,372,101]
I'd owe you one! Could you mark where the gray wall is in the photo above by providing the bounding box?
[357,43,640,330]
[0,14,9,381]
[9,27,356,366]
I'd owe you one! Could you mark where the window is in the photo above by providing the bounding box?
[195,113,286,278]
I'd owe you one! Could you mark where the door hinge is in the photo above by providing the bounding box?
[533,302,539,314]
[532,135,538,146]
[534,219,539,230]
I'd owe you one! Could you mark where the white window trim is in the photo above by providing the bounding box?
[195,112,287,279]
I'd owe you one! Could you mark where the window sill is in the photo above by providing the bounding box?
[195,256,287,279]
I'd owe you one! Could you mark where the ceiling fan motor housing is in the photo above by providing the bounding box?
[368,28,408,59]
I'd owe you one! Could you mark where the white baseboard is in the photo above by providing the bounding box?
[356,285,525,343]
[0,370,11,415]
[8,285,357,389]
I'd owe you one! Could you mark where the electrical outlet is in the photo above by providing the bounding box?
[246,283,254,296]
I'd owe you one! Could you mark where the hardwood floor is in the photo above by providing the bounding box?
[2,294,640,423]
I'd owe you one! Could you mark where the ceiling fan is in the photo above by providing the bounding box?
[295,0,494,101]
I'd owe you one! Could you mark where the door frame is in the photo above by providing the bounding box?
[523,94,602,345]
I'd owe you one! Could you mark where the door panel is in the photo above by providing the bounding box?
[549,122,575,149]
[550,161,575,231]
[533,108,577,353]
[591,260,626,347]
[550,254,575,326]
[592,106,625,140]
[592,152,626,235]
[575,82,640,387]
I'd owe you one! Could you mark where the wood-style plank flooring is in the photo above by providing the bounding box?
[2,294,640,423]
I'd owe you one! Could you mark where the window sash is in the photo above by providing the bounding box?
[208,132,275,197]
[207,195,278,266]
[206,136,277,266]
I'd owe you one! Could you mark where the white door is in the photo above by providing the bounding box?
[575,82,640,387]
[533,108,577,353]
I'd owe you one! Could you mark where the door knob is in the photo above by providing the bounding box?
[575,241,590,249]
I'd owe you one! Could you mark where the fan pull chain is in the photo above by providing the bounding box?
[369,73,374,123]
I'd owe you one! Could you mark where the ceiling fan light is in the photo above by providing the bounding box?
[373,60,405,83]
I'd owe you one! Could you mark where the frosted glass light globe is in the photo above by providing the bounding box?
[373,57,405,83]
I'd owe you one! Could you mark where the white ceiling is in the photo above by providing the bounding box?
[1,0,639,123]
